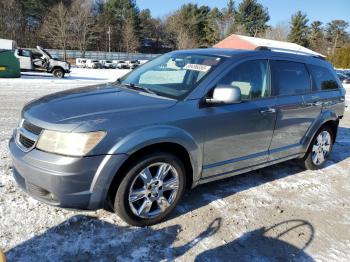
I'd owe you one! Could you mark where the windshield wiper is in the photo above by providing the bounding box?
[120,83,158,95]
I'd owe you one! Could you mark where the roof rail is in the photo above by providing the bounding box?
[255,46,325,60]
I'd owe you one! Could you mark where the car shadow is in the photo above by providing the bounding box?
[170,126,350,220]
[195,219,314,262]
[5,215,314,261]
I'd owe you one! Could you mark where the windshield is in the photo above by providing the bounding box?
[118,52,224,99]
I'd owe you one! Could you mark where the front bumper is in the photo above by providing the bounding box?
[9,136,128,210]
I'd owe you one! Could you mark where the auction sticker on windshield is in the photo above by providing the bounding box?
[184,63,211,72]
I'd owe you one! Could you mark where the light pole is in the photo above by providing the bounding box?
[107,26,111,53]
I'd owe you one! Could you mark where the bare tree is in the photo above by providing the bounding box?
[70,0,97,57]
[40,2,71,60]
[122,17,139,53]
[176,28,198,49]
[0,0,22,41]
[264,22,290,41]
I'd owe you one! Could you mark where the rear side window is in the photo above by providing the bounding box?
[271,61,311,96]
[308,65,339,91]
[217,59,269,100]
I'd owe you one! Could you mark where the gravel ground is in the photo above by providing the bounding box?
[0,69,350,262]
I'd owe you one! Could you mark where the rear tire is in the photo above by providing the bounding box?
[114,152,186,226]
[301,126,334,170]
[52,68,65,78]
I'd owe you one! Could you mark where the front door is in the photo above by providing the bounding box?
[202,59,276,178]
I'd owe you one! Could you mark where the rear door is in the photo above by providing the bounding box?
[269,60,319,160]
[307,64,345,116]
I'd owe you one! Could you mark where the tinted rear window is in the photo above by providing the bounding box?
[308,64,338,91]
[271,61,311,96]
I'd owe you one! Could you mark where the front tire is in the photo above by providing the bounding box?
[302,126,334,170]
[114,152,186,226]
[52,68,65,78]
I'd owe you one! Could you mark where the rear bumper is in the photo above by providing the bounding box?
[9,136,128,210]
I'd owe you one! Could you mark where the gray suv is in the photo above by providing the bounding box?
[9,48,346,226]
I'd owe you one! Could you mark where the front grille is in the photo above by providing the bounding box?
[22,120,42,135]
[16,119,42,152]
[19,134,35,149]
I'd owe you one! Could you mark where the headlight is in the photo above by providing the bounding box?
[36,130,106,156]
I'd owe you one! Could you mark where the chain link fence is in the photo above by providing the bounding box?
[45,49,160,61]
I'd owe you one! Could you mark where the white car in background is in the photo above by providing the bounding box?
[76,58,87,68]
[100,60,114,69]
[86,59,103,69]
[127,60,139,69]
[116,60,129,69]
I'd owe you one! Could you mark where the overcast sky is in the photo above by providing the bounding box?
[137,0,350,27]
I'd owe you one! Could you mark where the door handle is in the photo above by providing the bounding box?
[260,108,276,114]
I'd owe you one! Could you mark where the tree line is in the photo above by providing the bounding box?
[0,0,349,67]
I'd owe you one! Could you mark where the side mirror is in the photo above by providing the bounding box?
[205,85,241,105]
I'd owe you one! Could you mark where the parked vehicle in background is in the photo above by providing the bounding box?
[9,48,345,226]
[116,60,129,69]
[342,70,350,78]
[100,60,114,69]
[128,60,140,69]
[337,73,350,83]
[86,59,103,69]
[14,46,70,78]
[76,58,87,68]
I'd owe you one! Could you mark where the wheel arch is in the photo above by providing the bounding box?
[106,141,195,207]
[50,66,64,73]
[302,110,340,153]
[101,125,202,208]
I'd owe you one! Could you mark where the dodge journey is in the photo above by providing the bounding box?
[9,47,346,226]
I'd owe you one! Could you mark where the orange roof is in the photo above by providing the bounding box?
[214,34,324,57]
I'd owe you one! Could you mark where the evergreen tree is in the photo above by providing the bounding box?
[309,21,325,53]
[165,4,211,48]
[288,11,310,47]
[102,0,140,51]
[204,7,223,45]
[235,0,270,37]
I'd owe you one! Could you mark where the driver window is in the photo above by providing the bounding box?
[217,59,269,100]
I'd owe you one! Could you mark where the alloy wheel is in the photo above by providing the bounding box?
[311,131,331,165]
[128,162,179,218]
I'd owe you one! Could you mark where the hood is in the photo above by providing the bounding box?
[22,84,177,129]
